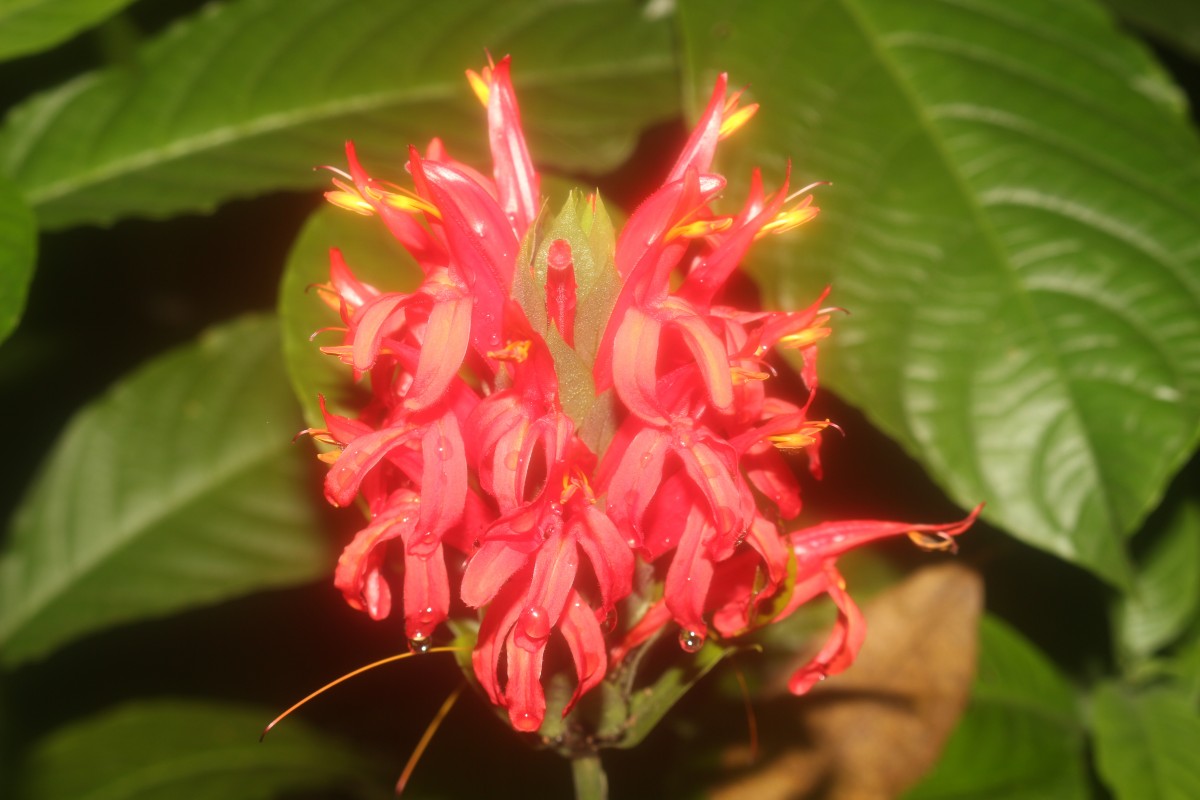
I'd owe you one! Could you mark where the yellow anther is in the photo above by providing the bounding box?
[667,216,733,242]
[719,102,759,140]
[466,67,492,107]
[561,469,596,505]
[907,531,959,554]
[365,184,441,219]
[768,420,833,451]
[324,179,375,216]
[756,195,819,239]
[317,450,341,465]
[731,365,771,384]
[487,339,531,363]
[778,316,832,349]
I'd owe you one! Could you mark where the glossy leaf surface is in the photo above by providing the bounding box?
[680,0,1200,586]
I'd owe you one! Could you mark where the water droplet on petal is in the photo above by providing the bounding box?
[435,435,453,461]
[417,606,436,625]
[408,633,431,654]
[513,711,540,732]
[679,628,705,653]
[601,608,618,633]
[519,605,551,642]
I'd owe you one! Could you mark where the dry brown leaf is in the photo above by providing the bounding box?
[713,561,983,800]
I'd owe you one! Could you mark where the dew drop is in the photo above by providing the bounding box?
[679,628,705,653]
[435,435,454,461]
[513,711,540,732]
[519,605,551,641]
[600,608,618,633]
[416,606,437,625]
[408,633,431,654]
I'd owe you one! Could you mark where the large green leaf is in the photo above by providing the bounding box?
[0,0,136,62]
[680,0,1200,586]
[906,615,1089,799]
[0,315,331,665]
[0,173,36,345]
[1092,681,1200,800]
[18,699,385,800]
[1114,497,1200,661]
[0,0,678,230]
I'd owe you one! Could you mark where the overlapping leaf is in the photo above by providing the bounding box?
[0,0,136,62]
[0,0,677,229]
[908,616,1089,799]
[1092,681,1200,800]
[680,0,1200,586]
[1114,497,1200,660]
[0,173,36,345]
[0,315,330,665]
[18,699,385,800]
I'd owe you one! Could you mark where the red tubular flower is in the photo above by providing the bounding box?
[306,55,980,740]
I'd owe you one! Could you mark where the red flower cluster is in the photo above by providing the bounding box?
[307,56,978,733]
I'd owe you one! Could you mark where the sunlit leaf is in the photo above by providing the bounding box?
[0,315,330,665]
[1092,681,1200,800]
[680,0,1200,587]
[0,0,136,62]
[1115,497,1200,660]
[907,615,1089,799]
[0,173,36,345]
[0,0,677,229]
[17,699,385,800]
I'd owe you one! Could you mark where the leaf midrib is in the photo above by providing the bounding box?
[1,414,296,651]
[20,54,675,208]
[838,0,1124,574]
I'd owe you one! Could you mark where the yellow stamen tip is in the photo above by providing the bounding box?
[768,420,833,451]
[466,68,491,107]
[719,103,759,140]
[487,340,531,363]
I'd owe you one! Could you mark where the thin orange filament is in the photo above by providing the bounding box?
[395,683,466,795]
[260,646,465,741]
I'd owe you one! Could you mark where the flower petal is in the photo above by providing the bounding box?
[559,591,607,715]
[486,56,540,232]
[787,563,866,695]
[406,290,472,409]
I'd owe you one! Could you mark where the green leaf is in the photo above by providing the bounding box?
[680,0,1200,587]
[907,616,1089,799]
[1100,0,1200,63]
[18,699,385,800]
[1092,681,1200,800]
[1,0,678,230]
[278,203,420,428]
[0,173,36,345]
[0,0,136,62]
[1115,497,1200,661]
[0,315,331,666]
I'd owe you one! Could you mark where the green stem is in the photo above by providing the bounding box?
[571,752,608,800]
